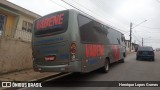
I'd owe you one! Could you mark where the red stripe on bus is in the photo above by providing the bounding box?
[112,45,120,61]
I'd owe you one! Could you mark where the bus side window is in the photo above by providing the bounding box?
[121,34,125,42]
[121,36,123,42]
[117,38,120,45]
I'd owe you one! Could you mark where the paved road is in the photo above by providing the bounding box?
[20,52,160,90]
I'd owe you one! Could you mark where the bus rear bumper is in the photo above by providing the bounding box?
[33,61,82,72]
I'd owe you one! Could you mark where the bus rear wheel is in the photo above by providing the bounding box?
[100,59,109,73]
[119,58,124,63]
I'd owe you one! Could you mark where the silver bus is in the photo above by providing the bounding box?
[32,9,126,73]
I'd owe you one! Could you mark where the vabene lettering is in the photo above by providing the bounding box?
[36,13,64,30]
[85,44,104,58]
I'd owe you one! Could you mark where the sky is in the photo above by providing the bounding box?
[7,0,160,49]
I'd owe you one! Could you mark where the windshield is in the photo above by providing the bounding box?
[138,47,153,51]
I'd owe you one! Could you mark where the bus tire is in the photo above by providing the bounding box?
[100,59,109,73]
[136,57,139,60]
[123,53,126,57]
[119,58,124,63]
[152,57,155,61]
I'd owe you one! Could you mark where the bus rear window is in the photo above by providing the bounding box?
[34,10,68,36]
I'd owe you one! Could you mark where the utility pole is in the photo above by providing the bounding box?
[142,38,143,46]
[129,20,147,49]
[130,23,132,52]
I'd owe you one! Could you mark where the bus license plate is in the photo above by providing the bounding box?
[45,55,56,61]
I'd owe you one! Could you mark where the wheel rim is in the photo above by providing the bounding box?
[105,61,109,71]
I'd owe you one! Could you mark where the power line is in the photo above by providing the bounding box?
[71,0,117,26]
[50,0,160,47]
[132,32,140,42]
[139,25,160,29]
[95,1,132,29]
[123,31,130,34]
[61,0,98,20]
[133,29,142,39]
[51,0,131,34]
[135,31,160,33]
[51,0,142,44]
[49,0,68,9]
[132,32,141,43]
[134,28,160,33]
[132,20,147,29]
[64,0,129,32]
[145,42,160,43]
[148,38,160,40]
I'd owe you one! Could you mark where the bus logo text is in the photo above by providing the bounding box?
[85,44,104,58]
[36,13,64,30]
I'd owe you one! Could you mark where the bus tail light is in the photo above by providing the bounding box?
[71,42,77,60]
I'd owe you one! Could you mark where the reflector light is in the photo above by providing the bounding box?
[71,42,76,54]
[71,42,77,60]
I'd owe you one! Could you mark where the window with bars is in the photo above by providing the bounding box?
[22,21,33,32]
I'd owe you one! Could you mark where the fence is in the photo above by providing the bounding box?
[14,29,32,42]
[0,27,32,42]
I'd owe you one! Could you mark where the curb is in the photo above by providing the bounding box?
[127,52,136,55]
[0,68,32,76]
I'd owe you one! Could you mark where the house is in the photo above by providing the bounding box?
[125,40,139,52]
[0,0,41,41]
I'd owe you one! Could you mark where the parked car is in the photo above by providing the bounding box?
[136,46,155,61]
